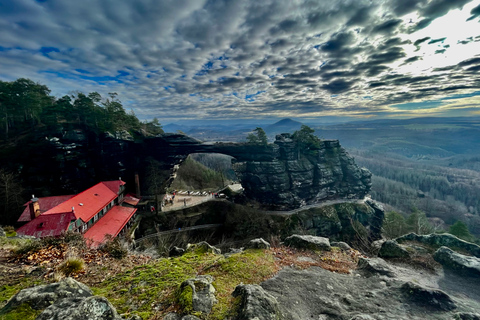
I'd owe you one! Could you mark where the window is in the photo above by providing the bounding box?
[81,224,87,233]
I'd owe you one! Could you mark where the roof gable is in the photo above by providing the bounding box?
[18,195,75,222]
[43,182,120,222]
[17,212,76,238]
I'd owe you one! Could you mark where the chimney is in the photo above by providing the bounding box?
[29,195,40,220]
[135,172,141,197]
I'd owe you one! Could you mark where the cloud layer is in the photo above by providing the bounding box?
[1,0,480,120]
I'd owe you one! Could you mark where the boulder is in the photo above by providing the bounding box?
[396,233,480,258]
[163,313,180,320]
[4,277,92,310]
[186,241,221,255]
[247,238,271,250]
[330,241,351,251]
[357,257,395,278]
[232,284,282,320]
[177,275,217,314]
[181,316,202,320]
[169,246,186,257]
[284,235,331,251]
[378,240,410,259]
[433,246,480,277]
[400,282,456,311]
[349,315,376,320]
[454,313,480,320]
[36,296,122,320]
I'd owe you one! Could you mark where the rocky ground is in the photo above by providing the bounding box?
[1,231,480,320]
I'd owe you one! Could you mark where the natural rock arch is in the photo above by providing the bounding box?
[139,133,371,210]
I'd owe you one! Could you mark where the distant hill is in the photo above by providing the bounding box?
[265,118,303,134]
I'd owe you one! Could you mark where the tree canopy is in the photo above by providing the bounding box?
[292,125,321,156]
[246,127,268,146]
[0,78,163,141]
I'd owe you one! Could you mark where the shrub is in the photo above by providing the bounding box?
[100,236,128,259]
[57,256,85,276]
[3,226,16,237]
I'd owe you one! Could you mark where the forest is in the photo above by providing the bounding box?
[0,78,163,142]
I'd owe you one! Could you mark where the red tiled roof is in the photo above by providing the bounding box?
[43,182,121,223]
[18,195,75,222]
[84,206,137,248]
[101,180,125,194]
[123,193,140,206]
[16,211,76,238]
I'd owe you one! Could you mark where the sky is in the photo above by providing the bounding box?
[1,0,480,122]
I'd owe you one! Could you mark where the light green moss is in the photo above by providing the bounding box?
[176,285,193,313]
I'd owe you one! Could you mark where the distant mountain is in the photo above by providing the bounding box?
[265,118,303,134]
[162,123,190,133]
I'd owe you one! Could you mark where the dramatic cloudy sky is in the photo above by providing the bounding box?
[1,0,480,121]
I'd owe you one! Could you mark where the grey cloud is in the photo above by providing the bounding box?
[467,3,480,20]
[419,0,471,20]
[371,18,403,34]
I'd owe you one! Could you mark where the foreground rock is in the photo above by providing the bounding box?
[177,275,217,315]
[232,284,282,320]
[4,277,92,310]
[36,296,121,320]
[396,233,480,258]
[433,246,480,277]
[378,240,410,259]
[284,235,331,251]
[357,257,395,278]
[400,282,456,311]
[261,264,480,320]
[2,278,127,320]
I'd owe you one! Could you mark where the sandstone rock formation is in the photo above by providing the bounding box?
[232,134,371,209]
[396,233,480,258]
[433,246,480,277]
[143,133,371,210]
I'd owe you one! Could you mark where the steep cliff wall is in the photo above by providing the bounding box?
[232,134,371,209]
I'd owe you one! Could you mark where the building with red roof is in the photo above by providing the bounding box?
[17,180,137,247]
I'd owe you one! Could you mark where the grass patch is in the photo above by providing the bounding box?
[93,249,279,319]
[57,257,85,276]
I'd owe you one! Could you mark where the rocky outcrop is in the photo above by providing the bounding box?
[284,235,331,251]
[378,240,411,259]
[433,246,480,277]
[396,233,480,258]
[177,275,217,315]
[294,201,384,242]
[232,284,282,320]
[143,133,371,210]
[232,134,371,209]
[400,282,457,311]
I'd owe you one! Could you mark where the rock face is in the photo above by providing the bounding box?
[284,235,331,251]
[232,284,282,320]
[294,201,384,241]
[232,134,371,209]
[433,246,480,277]
[36,296,121,320]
